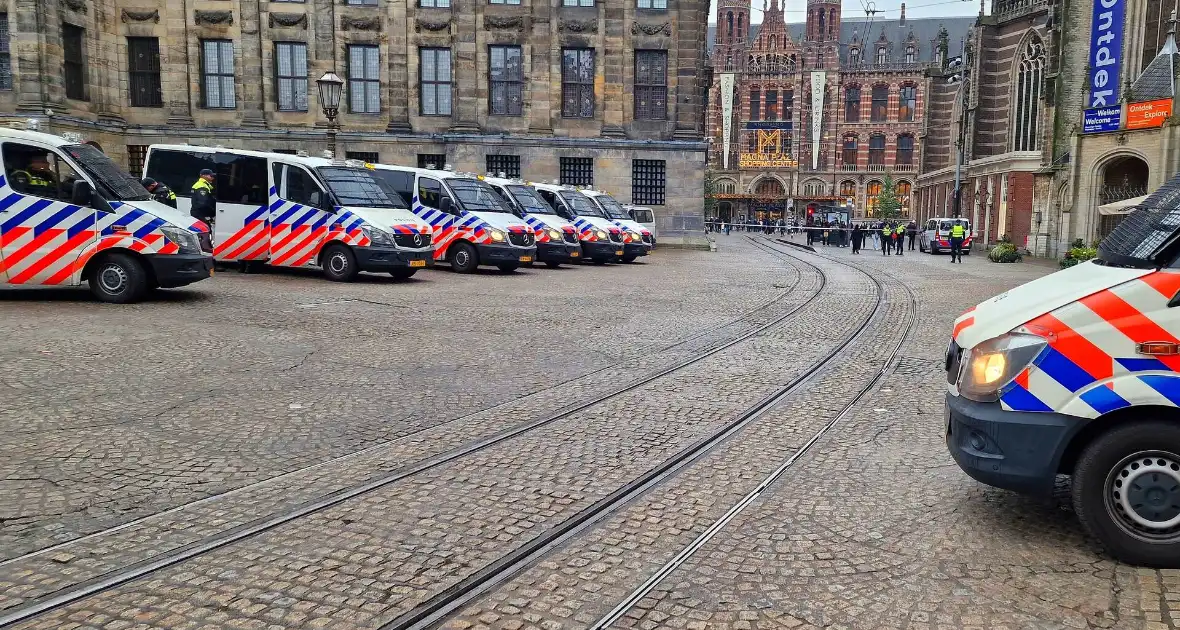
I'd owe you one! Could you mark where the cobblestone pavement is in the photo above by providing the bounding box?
[10,235,1176,630]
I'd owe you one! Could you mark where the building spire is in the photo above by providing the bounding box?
[1163,9,1178,56]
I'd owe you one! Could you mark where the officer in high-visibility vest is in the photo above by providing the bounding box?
[894,222,906,256]
[190,168,216,226]
[141,177,178,209]
[11,157,58,198]
[949,219,967,263]
[881,223,892,256]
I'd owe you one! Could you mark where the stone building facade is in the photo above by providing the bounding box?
[705,0,972,223]
[0,0,709,245]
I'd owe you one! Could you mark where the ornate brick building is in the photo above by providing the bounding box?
[0,0,710,245]
[706,0,972,223]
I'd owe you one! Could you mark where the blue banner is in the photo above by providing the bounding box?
[1083,107,1121,133]
[1087,0,1125,108]
[743,121,793,130]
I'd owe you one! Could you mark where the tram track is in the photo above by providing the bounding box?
[0,243,827,628]
[376,237,914,630]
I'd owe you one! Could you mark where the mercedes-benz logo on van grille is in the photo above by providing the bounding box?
[413,234,423,247]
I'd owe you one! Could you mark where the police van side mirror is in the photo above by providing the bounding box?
[440,196,454,215]
[71,180,93,206]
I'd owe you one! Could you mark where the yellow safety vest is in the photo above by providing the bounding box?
[951,224,966,238]
[191,178,214,194]
[13,170,51,188]
[881,226,891,236]
[895,225,905,236]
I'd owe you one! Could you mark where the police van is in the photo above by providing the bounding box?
[581,189,652,262]
[144,146,433,281]
[946,176,1180,566]
[0,128,212,303]
[367,165,537,273]
[530,183,624,265]
[625,204,657,247]
[920,217,973,254]
[482,176,582,267]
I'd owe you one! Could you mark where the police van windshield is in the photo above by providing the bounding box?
[63,144,151,201]
[558,191,603,218]
[506,185,556,214]
[594,194,630,220]
[449,178,512,213]
[317,167,407,209]
[939,219,970,232]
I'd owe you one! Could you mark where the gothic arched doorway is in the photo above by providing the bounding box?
[752,177,787,221]
[1097,155,1150,240]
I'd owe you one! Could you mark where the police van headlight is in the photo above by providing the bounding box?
[361,226,394,246]
[594,229,608,240]
[488,229,507,243]
[547,229,561,241]
[957,332,1047,402]
[161,226,202,255]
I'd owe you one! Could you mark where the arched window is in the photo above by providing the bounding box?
[766,89,778,121]
[726,12,734,40]
[829,9,836,37]
[877,46,887,64]
[716,179,737,194]
[749,88,761,121]
[896,134,915,165]
[804,180,825,196]
[842,135,858,166]
[898,84,916,121]
[789,54,797,70]
[840,180,856,197]
[818,12,825,37]
[1143,0,1174,72]
[870,84,888,121]
[866,180,882,215]
[850,47,860,65]
[737,14,744,42]
[755,178,785,197]
[905,45,916,63]
[1013,37,1044,152]
[844,85,860,122]
[868,133,886,166]
[896,181,912,211]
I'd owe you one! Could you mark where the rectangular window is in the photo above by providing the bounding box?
[486,154,521,179]
[868,135,886,166]
[782,89,794,121]
[346,151,380,163]
[490,0,521,5]
[274,42,308,112]
[418,153,446,169]
[127,145,148,176]
[561,48,595,118]
[0,14,10,90]
[562,0,594,6]
[201,39,236,109]
[637,0,667,7]
[63,24,86,101]
[420,47,452,116]
[765,90,778,122]
[898,85,916,122]
[489,45,523,116]
[634,50,667,121]
[870,85,888,122]
[421,0,450,6]
[632,159,665,205]
[749,88,760,121]
[348,44,380,114]
[844,87,860,122]
[127,37,162,107]
[273,149,298,154]
[560,157,593,186]
[896,135,914,165]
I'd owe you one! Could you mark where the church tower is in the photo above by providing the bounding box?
[714,0,751,72]
[804,0,841,69]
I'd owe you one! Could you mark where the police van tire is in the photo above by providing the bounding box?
[545,261,562,269]
[622,255,638,263]
[449,242,479,274]
[1073,420,1180,567]
[89,252,148,304]
[389,269,417,281]
[321,244,359,282]
[497,263,519,273]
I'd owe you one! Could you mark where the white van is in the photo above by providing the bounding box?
[920,217,973,254]
[0,128,212,303]
[482,176,583,267]
[581,189,652,262]
[625,204,657,246]
[367,165,537,273]
[144,146,432,281]
[531,183,625,264]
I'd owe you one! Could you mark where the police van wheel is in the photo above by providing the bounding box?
[1073,421,1180,567]
[449,242,478,274]
[389,269,417,281]
[497,263,519,273]
[321,244,359,282]
[89,252,148,304]
[622,255,638,264]
[545,261,562,269]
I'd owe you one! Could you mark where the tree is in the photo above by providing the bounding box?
[874,174,902,219]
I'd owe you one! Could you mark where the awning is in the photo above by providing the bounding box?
[1098,195,1149,215]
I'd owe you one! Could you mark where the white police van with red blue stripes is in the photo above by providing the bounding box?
[581,189,652,262]
[367,165,537,273]
[0,128,212,303]
[482,175,582,267]
[144,146,433,281]
[530,183,625,265]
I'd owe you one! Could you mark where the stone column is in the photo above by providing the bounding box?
[239,0,267,127]
[526,0,552,134]
[166,0,194,126]
[671,0,705,139]
[386,0,412,131]
[449,0,480,132]
[600,3,624,137]
[14,0,49,113]
[93,0,125,123]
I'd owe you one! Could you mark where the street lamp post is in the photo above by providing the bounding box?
[316,72,344,158]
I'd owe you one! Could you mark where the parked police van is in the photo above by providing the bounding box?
[0,128,212,303]
[920,217,973,255]
[482,176,582,267]
[144,146,433,281]
[530,183,624,265]
[367,165,537,273]
[946,174,1180,567]
[625,204,657,246]
[581,189,651,262]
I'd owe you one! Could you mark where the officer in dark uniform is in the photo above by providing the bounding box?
[11,156,58,198]
[141,177,178,208]
[190,168,216,226]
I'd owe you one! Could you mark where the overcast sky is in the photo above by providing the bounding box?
[708,0,990,23]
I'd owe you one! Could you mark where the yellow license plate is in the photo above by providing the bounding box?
[409,259,427,268]
[570,251,579,257]
[520,256,533,263]
[615,250,624,256]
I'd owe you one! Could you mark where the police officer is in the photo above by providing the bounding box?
[950,219,967,263]
[11,156,58,198]
[141,177,177,208]
[894,222,906,255]
[881,222,892,256]
[190,168,216,226]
